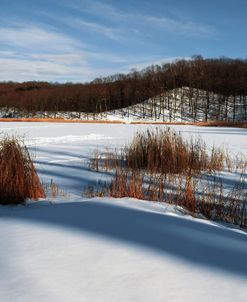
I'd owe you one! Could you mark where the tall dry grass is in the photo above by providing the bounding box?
[91,128,228,175]
[195,121,247,128]
[126,129,228,174]
[86,168,246,228]
[88,128,246,228]
[0,137,45,204]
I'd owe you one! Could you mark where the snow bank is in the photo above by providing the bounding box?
[0,122,247,301]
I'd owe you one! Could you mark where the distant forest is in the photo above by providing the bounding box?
[1,56,247,120]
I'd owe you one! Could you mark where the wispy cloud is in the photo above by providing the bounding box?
[0,51,93,82]
[64,0,126,20]
[0,1,213,82]
[0,24,91,81]
[0,23,175,82]
[64,0,215,38]
[143,16,215,37]
[0,57,87,81]
[70,19,122,42]
[0,25,85,52]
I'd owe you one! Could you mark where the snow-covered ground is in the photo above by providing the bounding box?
[0,122,247,302]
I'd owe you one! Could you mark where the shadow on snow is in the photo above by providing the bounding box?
[1,200,247,277]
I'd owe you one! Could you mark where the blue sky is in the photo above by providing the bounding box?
[0,0,246,82]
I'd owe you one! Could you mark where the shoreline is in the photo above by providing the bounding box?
[0,118,246,128]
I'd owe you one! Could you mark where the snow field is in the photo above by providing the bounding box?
[0,122,247,302]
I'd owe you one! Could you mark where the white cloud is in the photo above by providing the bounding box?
[143,16,215,37]
[0,48,182,82]
[72,19,122,41]
[0,20,192,82]
[0,24,92,81]
[0,25,85,52]
[65,0,126,20]
[0,56,92,82]
[64,0,215,38]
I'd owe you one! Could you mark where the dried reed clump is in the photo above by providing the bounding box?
[43,179,67,199]
[124,128,227,175]
[88,161,246,228]
[90,128,229,175]
[106,169,247,228]
[109,169,145,199]
[195,174,247,228]
[88,128,246,228]
[195,121,247,128]
[0,137,45,204]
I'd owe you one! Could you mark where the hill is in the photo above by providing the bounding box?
[1,57,247,122]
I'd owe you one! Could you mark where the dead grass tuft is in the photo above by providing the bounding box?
[0,136,45,204]
[92,128,228,175]
[88,128,247,228]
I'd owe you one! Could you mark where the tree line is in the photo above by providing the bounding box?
[0,56,247,120]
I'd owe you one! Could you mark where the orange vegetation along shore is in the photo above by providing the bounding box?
[0,118,246,128]
[0,118,125,124]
